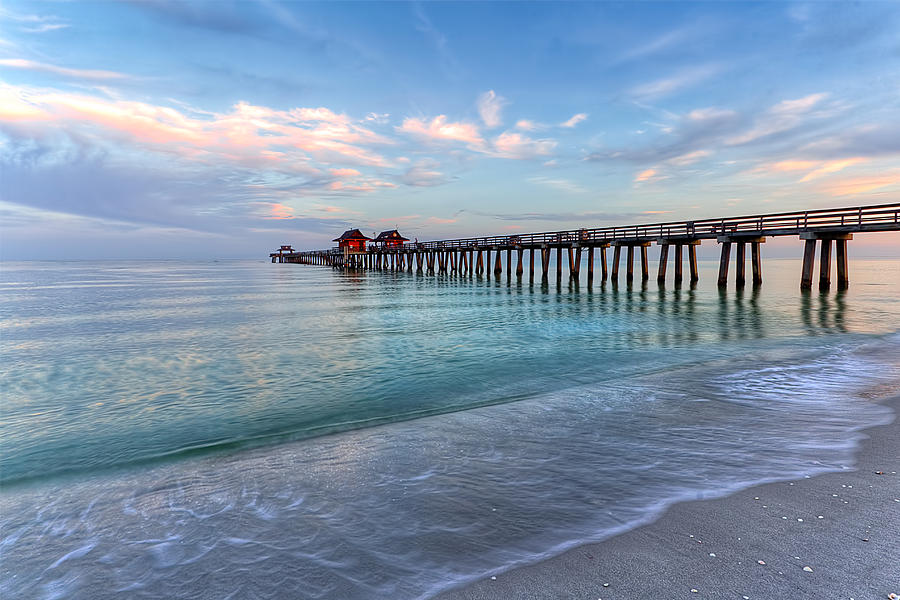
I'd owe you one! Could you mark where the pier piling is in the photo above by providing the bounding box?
[612,246,621,281]
[718,241,732,287]
[674,245,683,283]
[836,239,849,289]
[658,244,669,283]
[819,238,832,290]
[751,242,762,284]
[736,242,746,287]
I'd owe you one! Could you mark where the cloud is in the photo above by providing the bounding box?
[0,85,393,168]
[617,28,689,64]
[560,113,588,128]
[493,132,556,159]
[400,159,448,187]
[477,90,507,128]
[799,123,900,159]
[0,59,130,81]
[411,3,462,79]
[798,157,866,182]
[634,168,658,183]
[22,23,69,33]
[426,216,457,224]
[630,65,719,100]
[665,149,710,166]
[515,120,539,131]
[527,177,586,194]
[128,0,262,34]
[330,168,361,178]
[586,105,741,165]
[262,202,294,219]
[398,115,484,149]
[819,173,900,196]
[727,93,830,145]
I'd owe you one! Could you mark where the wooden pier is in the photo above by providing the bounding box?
[270,204,900,290]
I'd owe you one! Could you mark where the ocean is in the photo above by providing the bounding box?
[1,258,899,599]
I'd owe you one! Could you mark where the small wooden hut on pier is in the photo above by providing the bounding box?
[373,230,409,248]
[333,229,372,252]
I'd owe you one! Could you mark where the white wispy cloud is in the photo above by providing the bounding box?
[528,177,586,194]
[0,59,129,81]
[728,93,830,145]
[560,113,588,128]
[477,90,507,128]
[630,65,719,100]
[22,23,69,33]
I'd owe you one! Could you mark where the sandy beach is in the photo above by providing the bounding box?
[437,394,900,600]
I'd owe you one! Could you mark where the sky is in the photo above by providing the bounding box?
[1,1,899,259]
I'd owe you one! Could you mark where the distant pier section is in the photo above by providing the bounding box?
[270,204,900,290]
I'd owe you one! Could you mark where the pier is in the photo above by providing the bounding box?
[271,203,900,290]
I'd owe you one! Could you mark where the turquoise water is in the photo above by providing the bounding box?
[1,258,899,599]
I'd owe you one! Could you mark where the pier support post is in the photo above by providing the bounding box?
[506,248,512,280]
[800,239,816,289]
[640,246,649,281]
[836,239,848,289]
[529,248,535,281]
[600,246,608,282]
[751,242,762,284]
[736,242,746,287]
[556,246,563,280]
[574,246,582,277]
[612,245,621,281]
[588,247,595,283]
[717,241,731,287]
[494,248,503,276]
[476,249,484,275]
[657,244,669,283]
[687,244,697,283]
[626,246,634,282]
[516,248,524,277]
[541,246,550,279]
[819,238,832,290]
[567,246,575,276]
[674,245,683,283]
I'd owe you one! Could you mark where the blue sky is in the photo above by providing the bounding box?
[1,1,899,259]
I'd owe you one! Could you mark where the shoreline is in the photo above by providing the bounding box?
[435,394,900,600]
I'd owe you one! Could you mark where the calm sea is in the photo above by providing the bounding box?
[2,258,899,599]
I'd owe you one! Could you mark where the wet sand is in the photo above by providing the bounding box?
[436,395,900,600]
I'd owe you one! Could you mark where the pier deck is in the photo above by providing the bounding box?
[271,203,900,290]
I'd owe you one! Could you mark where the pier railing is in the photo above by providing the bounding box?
[394,203,899,250]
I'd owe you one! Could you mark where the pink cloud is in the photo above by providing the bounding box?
[330,168,361,178]
[634,168,658,183]
[493,132,556,159]
[1,84,393,169]
[820,174,900,196]
[261,203,294,220]
[398,115,484,149]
